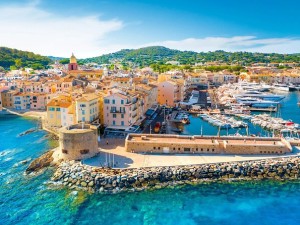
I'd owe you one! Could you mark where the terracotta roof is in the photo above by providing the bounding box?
[76,93,99,102]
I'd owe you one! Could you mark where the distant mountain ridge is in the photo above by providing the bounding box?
[0,46,300,71]
[80,46,300,66]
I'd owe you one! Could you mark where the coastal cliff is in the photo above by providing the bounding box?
[50,156,300,194]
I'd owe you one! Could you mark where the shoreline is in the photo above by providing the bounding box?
[4,108,59,136]
[6,108,300,194]
[50,156,300,194]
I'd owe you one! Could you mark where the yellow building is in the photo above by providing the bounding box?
[1,90,16,108]
[46,96,72,127]
[97,91,106,124]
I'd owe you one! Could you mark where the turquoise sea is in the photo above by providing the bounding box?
[1,93,300,225]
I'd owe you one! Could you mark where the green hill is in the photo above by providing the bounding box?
[0,47,52,70]
[80,46,300,67]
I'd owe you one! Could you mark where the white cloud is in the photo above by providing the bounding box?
[140,36,300,54]
[0,1,299,58]
[0,1,123,58]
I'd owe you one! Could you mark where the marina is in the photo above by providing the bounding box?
[174,91,300,138]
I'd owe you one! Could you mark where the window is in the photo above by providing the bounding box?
[50,114,53,118]
[56,108,60,111]
[121,100,124,104]
[121,114,124,118]
[62,149,68,154]
[113,114,116,118]
[112,99,115,104]
[82,110,85,115]
[104,99,110,104]
[112,120,116,125]
[82,117,85,122]
[121,121,124,126]
[80,104,86,107]
[49,107,55,111]
[111,106,116,112]
[80,149,89,154]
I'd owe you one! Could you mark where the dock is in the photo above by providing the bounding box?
[249,107,277,112]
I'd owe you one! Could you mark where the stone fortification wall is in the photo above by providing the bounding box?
[125,134,292,155]
[58,124,98,160]
[51,156,300,194]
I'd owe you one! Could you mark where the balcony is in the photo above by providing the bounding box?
[110,109,126,113]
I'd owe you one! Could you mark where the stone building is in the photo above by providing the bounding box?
[125,134,292,155]
[58,124,98,160]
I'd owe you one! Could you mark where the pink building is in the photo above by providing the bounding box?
[157,80,185,107]
[30,93,47,110]
[103,90,140,128]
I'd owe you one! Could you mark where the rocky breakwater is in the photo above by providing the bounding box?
[51,157,300,194]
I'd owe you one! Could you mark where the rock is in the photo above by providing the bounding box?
[25,150,54,174]
[88,181,94,187]
[81,181,87,187]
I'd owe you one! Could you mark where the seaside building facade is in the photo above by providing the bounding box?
[75,93,100,123]
[46,96,73,127]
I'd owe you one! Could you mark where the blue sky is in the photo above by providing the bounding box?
[0,0,299,57]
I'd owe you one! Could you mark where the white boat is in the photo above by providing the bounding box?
[235,91,285,101]
[272,83,289,92]
[236,97,279,108]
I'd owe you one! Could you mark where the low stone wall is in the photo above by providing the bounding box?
[50,156,300,194]
[125,134,292,155]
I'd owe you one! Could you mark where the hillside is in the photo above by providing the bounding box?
[80,46,300,67]
[0,47,52,70]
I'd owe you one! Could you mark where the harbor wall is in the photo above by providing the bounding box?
[51,156,300,194]
[125,134,292,155]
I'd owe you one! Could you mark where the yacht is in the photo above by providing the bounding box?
[235,91,285,101]
[236,97,279,108]
[288,83,297,91]
[238,82,271,92]
[272,83,289,92]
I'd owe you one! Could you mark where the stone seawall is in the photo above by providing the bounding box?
[51,156,300,194]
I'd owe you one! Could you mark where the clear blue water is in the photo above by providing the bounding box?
[1,93,300,225]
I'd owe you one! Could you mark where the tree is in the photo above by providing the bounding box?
[15,59,22,68]
[59,59,69,64]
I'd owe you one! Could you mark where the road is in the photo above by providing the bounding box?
[142,108,169,134]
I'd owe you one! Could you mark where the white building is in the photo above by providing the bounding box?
[75,93,100,123]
